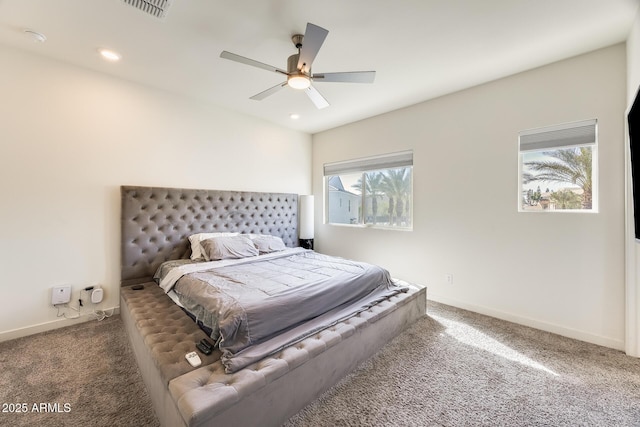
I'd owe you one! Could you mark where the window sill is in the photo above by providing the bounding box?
[327,223,413,231]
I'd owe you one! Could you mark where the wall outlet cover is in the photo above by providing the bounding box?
[52,286,71,305]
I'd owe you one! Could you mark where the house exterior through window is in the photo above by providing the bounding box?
[324,151,413,229]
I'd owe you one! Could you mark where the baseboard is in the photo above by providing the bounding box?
[428,294,625,351]
[0,306,120,343]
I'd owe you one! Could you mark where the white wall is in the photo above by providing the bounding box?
[313,44,627,349]
[628,13,640,102]
[0,45,311,340]
[626,10,640,356]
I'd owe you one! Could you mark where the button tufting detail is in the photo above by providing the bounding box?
[121,186,298,282]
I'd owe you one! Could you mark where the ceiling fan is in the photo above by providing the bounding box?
[220,23,376,109]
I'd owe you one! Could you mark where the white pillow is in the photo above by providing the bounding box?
[188,232,238,260]
[201,235,259,261]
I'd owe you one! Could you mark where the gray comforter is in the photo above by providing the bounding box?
[169,250,407,372]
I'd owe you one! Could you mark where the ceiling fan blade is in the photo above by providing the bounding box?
[250,82,288,100]
[312,71,376,83]
[305,85,330,109]
[297,23,329,74]
[220,51,287,75]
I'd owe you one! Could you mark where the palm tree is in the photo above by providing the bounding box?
[550,189,582,209]
[524,147,592,209]
[380,168,412,226]
[352,172,385,224]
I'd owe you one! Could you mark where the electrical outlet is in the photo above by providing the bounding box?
[51,286,71,305]
[445,274,454,285]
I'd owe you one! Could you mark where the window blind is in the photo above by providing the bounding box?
[519,119,597,152]
[323,150,413,176]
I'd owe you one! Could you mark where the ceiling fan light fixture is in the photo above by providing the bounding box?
[287,74,311,90]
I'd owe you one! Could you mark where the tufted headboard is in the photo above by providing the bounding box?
[121,186,298,286]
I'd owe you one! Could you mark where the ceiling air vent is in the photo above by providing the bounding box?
[122,0,172,19]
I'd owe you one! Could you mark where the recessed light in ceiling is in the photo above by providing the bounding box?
[98,48,122,62]
[23,29,46,43]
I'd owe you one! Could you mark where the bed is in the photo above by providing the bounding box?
[119,185,426,427]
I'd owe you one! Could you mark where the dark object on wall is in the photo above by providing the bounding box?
[629,86,640,239]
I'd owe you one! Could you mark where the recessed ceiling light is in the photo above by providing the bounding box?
[98,48,121,62]
[290,114,300,120]
[23,29,46,43]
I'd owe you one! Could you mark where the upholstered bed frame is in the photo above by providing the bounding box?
[119,185,426,426]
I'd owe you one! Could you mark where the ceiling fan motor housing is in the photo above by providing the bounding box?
[287,53,306,75]
[287,53,311,89]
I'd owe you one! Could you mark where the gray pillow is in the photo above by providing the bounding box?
[201,235,259,261]
[252,235,286,254]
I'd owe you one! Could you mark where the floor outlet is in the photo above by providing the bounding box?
[52,286,71,305]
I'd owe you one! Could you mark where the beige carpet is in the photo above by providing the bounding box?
[0,316,159,427]
[2,301,640,426]
[286,301,640,426]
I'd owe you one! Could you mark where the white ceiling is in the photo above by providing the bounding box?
[1,0,638,134]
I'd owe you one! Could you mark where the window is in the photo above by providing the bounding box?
[519,119,597,212]
[324,151,413,229]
